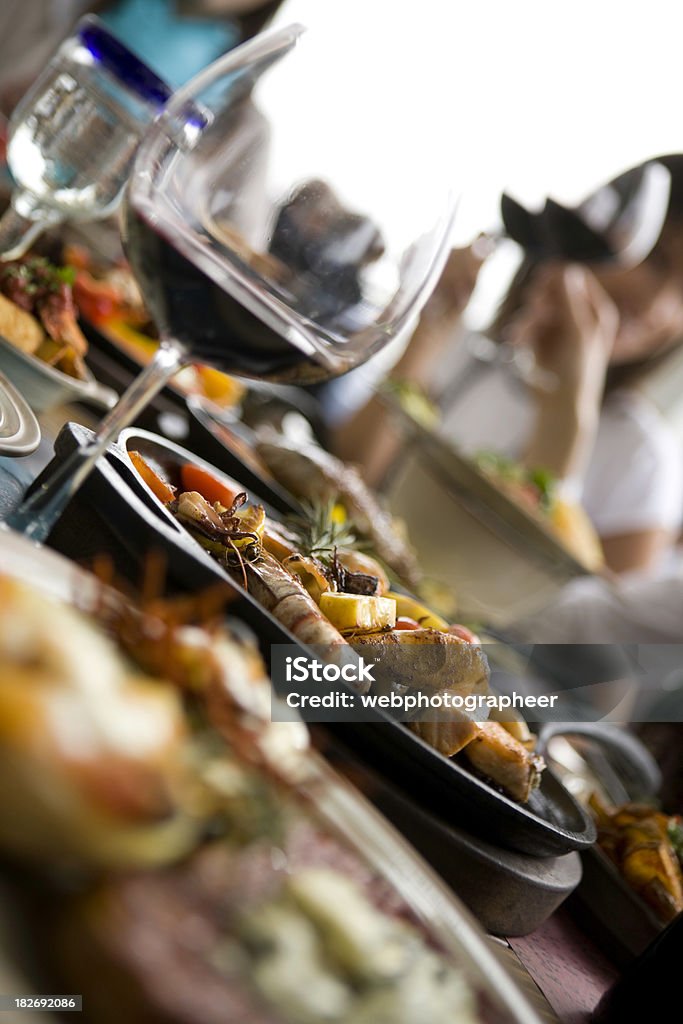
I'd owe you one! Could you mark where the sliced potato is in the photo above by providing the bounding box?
[463,721,544,803]
[262,520,299,562]
[409,710,481,757]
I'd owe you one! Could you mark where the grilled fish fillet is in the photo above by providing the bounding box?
[409,707,481,757]
[351,629,489,696]
[463,721,544,803]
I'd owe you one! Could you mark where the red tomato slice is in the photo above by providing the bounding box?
[180,463,241,509]
[73,271,123,324]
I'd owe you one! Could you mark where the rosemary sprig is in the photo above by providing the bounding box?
[285,499,357,564]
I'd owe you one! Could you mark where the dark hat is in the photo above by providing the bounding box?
[501,159,672,267]
[649,154,683,219]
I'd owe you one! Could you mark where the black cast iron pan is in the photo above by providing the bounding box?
[33,422,597,859]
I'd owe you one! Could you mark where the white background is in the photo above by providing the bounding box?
[274,0,683,234]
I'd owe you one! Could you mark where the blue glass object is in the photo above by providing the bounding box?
[100,0,240,89]
[78,16,172,107]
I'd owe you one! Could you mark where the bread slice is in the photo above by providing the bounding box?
[0,292,45,354]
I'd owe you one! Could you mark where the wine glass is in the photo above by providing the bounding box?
[0,15,171,260]
[7,22,458,542]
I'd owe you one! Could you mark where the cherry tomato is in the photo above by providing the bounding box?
[448,624,480,644]
[72,271,123,324]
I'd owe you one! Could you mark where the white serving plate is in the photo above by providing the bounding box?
[0,335,118,413]
[385,404,595,627]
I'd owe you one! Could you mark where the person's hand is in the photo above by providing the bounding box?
[507,264,619,407]
[421,234,494,323]
[514,265,619,482]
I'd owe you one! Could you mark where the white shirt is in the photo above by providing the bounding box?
[438,359,683,538]
[517,566,683,644]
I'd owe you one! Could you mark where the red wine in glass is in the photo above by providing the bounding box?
[7,23,457,542]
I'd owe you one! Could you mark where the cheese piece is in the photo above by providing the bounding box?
[318,593,396,634]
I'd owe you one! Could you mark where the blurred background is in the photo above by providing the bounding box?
[4,0,682,339]
[3,0,683,597]
[271,0,683,322]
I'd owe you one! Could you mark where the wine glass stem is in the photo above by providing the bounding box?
[6,341,185,543]
[0,190,63,261]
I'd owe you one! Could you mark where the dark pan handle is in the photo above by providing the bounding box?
[536,722,661,802]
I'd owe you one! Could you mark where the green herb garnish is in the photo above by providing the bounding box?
[55,264,76,286]
[475,450,558,513]
[528,466,557,513]
[0,256,75,293]
[668,818,683,865]
[286,499,358,564]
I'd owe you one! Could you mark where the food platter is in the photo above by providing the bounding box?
[185,395,301,515]
[0,528,544,1024]
[574,844,663,964]
[543,727,676,965]
[391,403,597,574]
[34,421,596,858]
[0,334,118,413]
[384,403,600,625]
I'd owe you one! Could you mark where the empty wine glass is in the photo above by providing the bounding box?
[0,15,170,260]
[7,22,458,542]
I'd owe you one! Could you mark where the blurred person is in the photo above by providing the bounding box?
[516,567,683,644]
[334,239,490,476]
[336,155,683,576]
